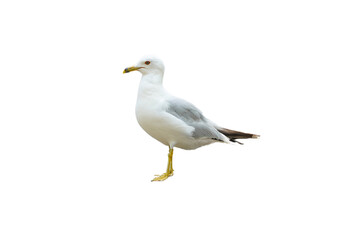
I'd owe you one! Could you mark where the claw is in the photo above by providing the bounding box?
[151,147,174,182]
[151,172,172,182]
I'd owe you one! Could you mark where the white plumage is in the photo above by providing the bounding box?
[123,56,259,181]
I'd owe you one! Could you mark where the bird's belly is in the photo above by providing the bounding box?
[136,109,195,148]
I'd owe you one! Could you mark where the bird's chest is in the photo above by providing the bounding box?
[135,96,169,137]
[135,95,193,147]
[136,106,163,130]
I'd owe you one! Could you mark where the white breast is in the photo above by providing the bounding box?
[135,80,194,148]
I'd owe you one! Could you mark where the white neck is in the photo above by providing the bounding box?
[141,71,164,84]
[137,72,166,99]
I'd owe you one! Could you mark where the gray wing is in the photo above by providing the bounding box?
[166,98,225,141]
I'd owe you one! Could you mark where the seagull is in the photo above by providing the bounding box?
[123,56,259,181]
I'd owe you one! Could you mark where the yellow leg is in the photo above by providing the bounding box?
[152,147,174,182]
[168,148,174,175]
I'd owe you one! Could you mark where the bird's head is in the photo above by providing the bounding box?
[123,56,165,76]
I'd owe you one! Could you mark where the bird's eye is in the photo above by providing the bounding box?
[145,61,151,65]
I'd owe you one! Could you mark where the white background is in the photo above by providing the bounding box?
[1,0,359,239]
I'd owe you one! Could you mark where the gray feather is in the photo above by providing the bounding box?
[166,98,224,141]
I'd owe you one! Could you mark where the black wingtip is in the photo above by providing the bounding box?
[230,139,244,145]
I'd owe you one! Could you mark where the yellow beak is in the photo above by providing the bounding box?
[123,66,142,74]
